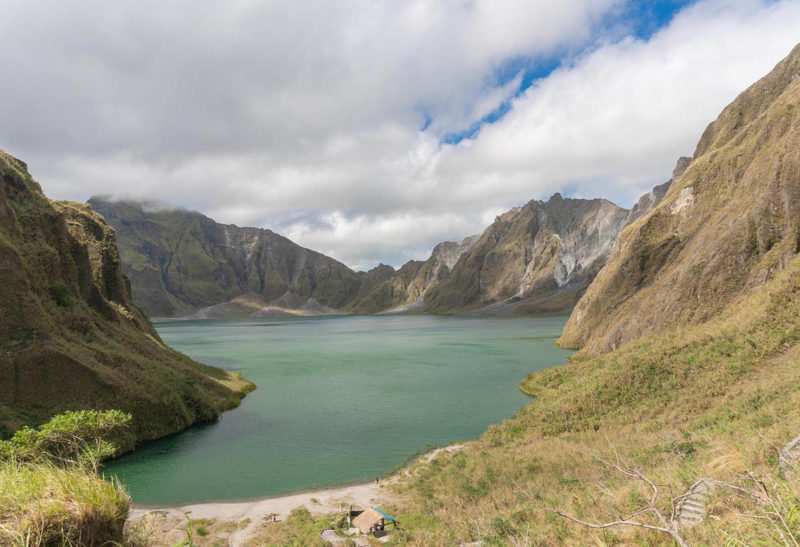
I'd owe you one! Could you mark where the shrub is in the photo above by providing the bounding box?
[0,409,132,472]
[50,282,74,307]
[0,410,132,546]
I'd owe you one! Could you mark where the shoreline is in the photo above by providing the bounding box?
[128,477,392,520]
[129,444,466,545]
[129,443,466,519]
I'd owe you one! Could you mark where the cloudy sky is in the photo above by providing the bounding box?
[1,0,799,270]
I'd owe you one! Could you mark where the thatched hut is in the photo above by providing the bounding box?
[351,507,395,535]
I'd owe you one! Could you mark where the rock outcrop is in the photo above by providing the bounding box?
[349,235,480,314]
[93,172,685,318]
[90,196,486,317]
[423,194,630,314]
[622,156,688,227]
[0,151,252,443]
[559,43,800,355]
[89,197,363,318]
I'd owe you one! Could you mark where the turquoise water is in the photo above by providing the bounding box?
[104,314,572,505]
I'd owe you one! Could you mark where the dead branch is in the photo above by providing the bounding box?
[542,508,689,547]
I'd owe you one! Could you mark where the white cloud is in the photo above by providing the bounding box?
[434,0,800,209]
[1,0,799,270]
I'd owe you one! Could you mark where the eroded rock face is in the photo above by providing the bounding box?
[623,158,690,228]
[559,42,800,355]
[92,165,687,318]
[89,197,363,317]
[95,187,677,318]
[91,195,486,317]
[423,194,630,314]
[0,151,249,442]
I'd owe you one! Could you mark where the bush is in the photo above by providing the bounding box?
[50,282,74,307]
[0,410,133,545]
[0,409,132,472]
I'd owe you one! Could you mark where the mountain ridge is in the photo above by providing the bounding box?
[559,42,800,355]
[0,151,253,444]
[90,180,676,319]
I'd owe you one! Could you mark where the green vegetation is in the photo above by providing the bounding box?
[0,150,254,444]
[1,409,131,471]
[388,253,800,544]
[50,282,74,307]
[0,410,132,546]
[247,507,336,546]
[0,461,129,546]
[559,42,800,355]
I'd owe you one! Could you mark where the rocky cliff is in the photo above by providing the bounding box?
[345,235,481,314]
[89,197,363,318]
[0,152,252,443]
[622,157,687,227]
[94,187,677,318]
[423,194,630,314]
[90,197,484,317]
[559,43,800,355]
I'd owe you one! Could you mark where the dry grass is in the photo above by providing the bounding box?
[385,254,800,545]
[0,460,129,546]
[245,507,332,546]
[235,256,800,544]
[559,43,800,355]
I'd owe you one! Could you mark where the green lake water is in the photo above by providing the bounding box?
[104,314,572,505]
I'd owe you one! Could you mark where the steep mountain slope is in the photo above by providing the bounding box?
[423,194,629,314]
[343,235,480,313]
[94,182,677,319]
[224,44,800,547]
[0,152,252,444]
[91,197,486,317]
[622,157,687,226]
[384,43,800,547]
[396,221,800,546]
[559,42,800,355]
[95,190,672,318]
[89,197,363,318]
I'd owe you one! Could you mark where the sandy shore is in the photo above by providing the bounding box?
[129,479,396,520]
[131,480,396,546]
[129,444,466,545]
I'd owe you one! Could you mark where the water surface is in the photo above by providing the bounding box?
[105,314,571,505]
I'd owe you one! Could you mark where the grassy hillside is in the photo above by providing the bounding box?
[393,248,800,545]
[0,151,253,446]
[559,42,800,355]
[387,43,800,546]
[1,460,130,545]
[0,411,132,546]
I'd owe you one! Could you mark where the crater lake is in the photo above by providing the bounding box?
[104,314,572,505]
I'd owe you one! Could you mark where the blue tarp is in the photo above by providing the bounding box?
[373,507,395,522]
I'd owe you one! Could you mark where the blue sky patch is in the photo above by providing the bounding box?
[436,0,696,145]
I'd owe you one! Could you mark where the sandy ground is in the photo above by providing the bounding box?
[129,444,466,546]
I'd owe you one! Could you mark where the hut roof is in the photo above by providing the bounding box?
[351,507,395,533]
